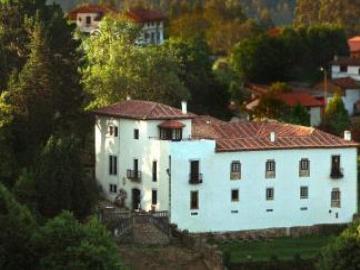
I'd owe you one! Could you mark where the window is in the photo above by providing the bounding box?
[156,31,161,43]
[134,129,139,140]
[230,161,241,180]
[190,191,199,210]
[189,160,202,184]
[109,155,117,175]
[300,186,308,199]
[340,65,348,72]
[151,32,155,44]
[86,16,91,25]
[133,159,138,172]
[330,155,343,179]
[109,184,117,193]
[172,129,182,141]
[152,189,157,205]
[231,189,239,202]
[159,128,182,141]
[358,68,360,75]
[266,188,274,200]
[109,126,118,137]
[331,188,341,208]
[265,160,276,178]
[152,161,157,182]
[299,158,310,177]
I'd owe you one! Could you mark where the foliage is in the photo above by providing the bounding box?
[295,0,360,36]
[253,93,288,120]
[32,135,98,219]
[165,36,229,116]
[322,90,351,136]
[34,211,124,270]
[82,16,189,110]
[317,221,360,270]
[0,183,38,270]
[284,103,310,126]
[231,24,348,84]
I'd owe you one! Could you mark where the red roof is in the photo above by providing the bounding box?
[330,56,360,66]
[158,120,185,129]
[349,36,360,53]
[192,117,358,152]
[125,8,166,23]
[278,92,323,108]
[332,77,359,89]
[94,100,194,120]
[67,4,116,20]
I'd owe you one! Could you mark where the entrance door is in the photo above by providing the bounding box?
[132,188,141,210]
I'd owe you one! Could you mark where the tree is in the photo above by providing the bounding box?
[82,16,189,110]
[0,183,38,270]
[294,0,320,26]
[34,211,124,270]
[34,135,98,219]
[317,221,360,270]
[322,90,351,136]
[285,103,310,126]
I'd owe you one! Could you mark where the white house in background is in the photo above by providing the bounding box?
[314,77,360,115]
[125,8,166,45]
[67,4,116,34]
[94,100,358,233]
[245,83,323,126]
[330,56,360,81]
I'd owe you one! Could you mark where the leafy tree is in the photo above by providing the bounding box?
[284,103,310,126]
[322,90,351,136]
[294,0,320,26]
[34,211,124,270]
[34,135,98,219]
[82,16,189,110]
[317,221,360,270]
[0,183,38,270]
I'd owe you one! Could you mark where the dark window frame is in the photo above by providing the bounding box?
[265,160,276,178]
[190,191,199,210]
[109,184,117,193]
[340,65,348,72]
[86,16,91,25]
[152,189,157,205]
[152,160,157,182]
[134,129,139,140]
[300,186,308,199]
[109,155,117,175]
[231,189,239,202]
[266,188,274,201]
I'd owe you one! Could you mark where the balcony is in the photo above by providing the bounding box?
[189,173,203,184]
[330,168,343,179]
[127,170,142,182]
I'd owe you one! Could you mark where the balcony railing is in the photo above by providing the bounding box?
[127,170,142,182]
[189,173,203,184]
[330,168,343,179]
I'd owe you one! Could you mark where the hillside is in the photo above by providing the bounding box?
[48,0,296,25]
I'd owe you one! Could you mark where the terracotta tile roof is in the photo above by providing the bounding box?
[330,56,360,66]
[158,120,185,129]
[332,77,359,89]
[278,92,323,107]
[349,36,360,53]
[125,8,166,23]
[94,100,194,120]
[67,4,117,20]
[192,117,358,152]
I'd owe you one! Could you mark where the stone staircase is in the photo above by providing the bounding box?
[133,222,170,245]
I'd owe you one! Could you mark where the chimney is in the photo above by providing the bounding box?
[344,130,352,141]
[270,132,276,143]
[126,95,131,100]
[181,101,187,114]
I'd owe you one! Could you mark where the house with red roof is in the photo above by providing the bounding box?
[94,99,358,233]
[245,83,323,126]
[67,4,117,33]
[67,4,166,44]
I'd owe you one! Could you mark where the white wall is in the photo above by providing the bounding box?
[332,65,360,81]
[170,142,358,233]
[136,21,164,45]
[309,107,321,126]
[76,13,101,33]
[95,116,191,211]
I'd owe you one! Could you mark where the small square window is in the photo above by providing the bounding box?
[340,65,348,72]
[109,126,118,137]
[230,161,241,180]
[300,186,308,199]
[266,188,274,200]
[299,158,310,177]
[134,129,139,139]
[109,184,117,193]
[265,160,276,178]
[231,189,239,202]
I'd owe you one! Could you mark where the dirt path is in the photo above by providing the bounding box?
[119,244,209,270]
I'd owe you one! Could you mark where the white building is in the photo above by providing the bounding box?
[331,56,360,82]
[67,5,166,45]
[67,4,116,34]
[95,100,358,233]
[126,8,166,45]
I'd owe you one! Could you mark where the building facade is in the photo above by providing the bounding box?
[95,100,358,233]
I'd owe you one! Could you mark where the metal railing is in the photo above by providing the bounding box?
[127,170,142,181]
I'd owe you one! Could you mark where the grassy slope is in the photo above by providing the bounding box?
[218,235,335,263]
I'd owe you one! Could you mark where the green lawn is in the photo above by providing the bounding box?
[217,235,335,263]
